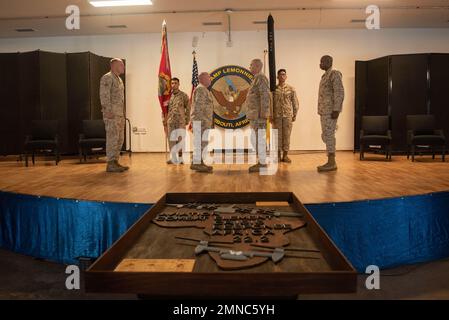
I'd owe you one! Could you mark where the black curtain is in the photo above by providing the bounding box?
[354,53,449,152]
[390,54,428,150]
[67,52,90,154]
[40,51,69,152]
[0,53,20,155]
[0,50,125,156]
[354,57,389,149]
[18,51,40,150]
[430,54,449,148]
[89,53,112,120]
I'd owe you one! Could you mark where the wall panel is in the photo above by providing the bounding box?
[67,52,91,154]
[390,54,428,151]
[430,54,449,148]
[0,53,20,155]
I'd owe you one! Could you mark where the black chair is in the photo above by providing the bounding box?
[359,116,392,160]
[78,120,106,163]
[407,115,446,162]
[24,120,60,167]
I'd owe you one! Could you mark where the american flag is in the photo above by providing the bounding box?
[188,52,199,131]
[190,51,199,100]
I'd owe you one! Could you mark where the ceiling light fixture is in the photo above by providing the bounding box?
[89,0,153,7]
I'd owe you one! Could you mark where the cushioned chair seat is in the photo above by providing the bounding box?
[360,135,392,145]
[359,115,392,161]
[407,115,446,162]
[411,135,445,145]
[24,120,60,166]
[26,140,58,147]
[79,138,106,147]
[78,120,107,163]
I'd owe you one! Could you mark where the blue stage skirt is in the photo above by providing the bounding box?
[1,191,449,272]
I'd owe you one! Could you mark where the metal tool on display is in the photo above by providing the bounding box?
[176,237,320,263]
[250,243,321,253]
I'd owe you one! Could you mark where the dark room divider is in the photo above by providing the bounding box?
[0,53,20,155]
[354,53,449,152]
[0,50,125,155]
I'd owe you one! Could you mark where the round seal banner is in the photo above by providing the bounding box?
[208,65,254,129]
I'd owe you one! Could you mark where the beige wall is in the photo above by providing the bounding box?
[1,28,449,152]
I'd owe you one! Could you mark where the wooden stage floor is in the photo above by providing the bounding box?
[0,151,448,204]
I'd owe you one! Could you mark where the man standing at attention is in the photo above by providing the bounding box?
[246,58,271,173]
[190,72,214,173]
[164,77,190,164]
[317,55,344,172]
[273,69,299,163]
[99,58,129,173]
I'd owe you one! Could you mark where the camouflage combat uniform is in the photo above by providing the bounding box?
[167,90,190,152]
[318,68,344,154]
[273,83,299,152]
[191,84,214,160]
[100,71,125,162]
[246,73,271,160]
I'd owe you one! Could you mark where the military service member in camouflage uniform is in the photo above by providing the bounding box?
[246,59,271,173]
[273,69,299,163]
[100,58,128,173]
[164,77,190,165]
[317,55,344,172]
[190,72,214,173]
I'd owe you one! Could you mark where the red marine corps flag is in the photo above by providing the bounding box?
[158,20,172,135]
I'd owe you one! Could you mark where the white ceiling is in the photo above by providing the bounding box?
[0,0,449,38]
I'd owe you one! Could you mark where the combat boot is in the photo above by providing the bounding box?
[317,153,337,172]
[196,163,213,173]
[282,151,292,163]
[203,162,213,171]
[167,156,180,165]
[115,160,129,170]
[249,163,267,173]
[178,152,184,164]
[106,161,125,173]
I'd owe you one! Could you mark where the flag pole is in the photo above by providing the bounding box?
[267,14,276,154]
[163,20,168,161]
[164,125,168,161]
[263,49,270,150]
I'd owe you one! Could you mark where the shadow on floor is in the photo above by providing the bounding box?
[0,248,448,300]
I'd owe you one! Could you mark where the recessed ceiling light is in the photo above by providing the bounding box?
[89,0,152,7]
